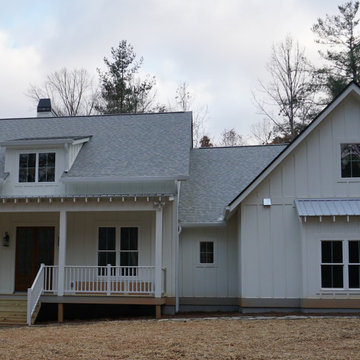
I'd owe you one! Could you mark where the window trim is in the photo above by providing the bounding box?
[96,225,140,277]
[18,151,56,184]
[336,139,360,183]
[340,143,360,179]
[320,239,360,291]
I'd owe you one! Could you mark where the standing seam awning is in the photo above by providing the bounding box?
[295,199,360,217]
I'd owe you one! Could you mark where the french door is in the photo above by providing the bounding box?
[15,227,54,291]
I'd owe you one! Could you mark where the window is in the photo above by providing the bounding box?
[321,241,343,288]
[341,144,360,178]
[38,153,55,182]
[349,241,360,288]
[97,226,138,276]
[19,153,36,182]
[98,227,116,275]
[18,152,56,183]
[200,241,214,264]
[120,227,138,276]
[321,240,360,289]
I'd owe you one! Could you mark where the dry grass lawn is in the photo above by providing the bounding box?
[0,317,359,359]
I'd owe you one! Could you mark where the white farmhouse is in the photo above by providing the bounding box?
[0,83,360,325]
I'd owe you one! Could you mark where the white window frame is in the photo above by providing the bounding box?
[97,225,140,278]
[336,139,360,183]
[198,240,216,267]
[18,151,56,184]
[320,239,360,291]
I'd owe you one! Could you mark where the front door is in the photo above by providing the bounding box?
[15,227,55,291]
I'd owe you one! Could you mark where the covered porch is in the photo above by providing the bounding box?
[0,194,175,325]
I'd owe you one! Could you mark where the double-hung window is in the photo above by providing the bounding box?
[321,240,360,289]
[97,226,139,276]
[19,152,56,183]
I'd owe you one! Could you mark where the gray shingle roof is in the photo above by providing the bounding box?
[0,112,192,180]
[179,145,286,224]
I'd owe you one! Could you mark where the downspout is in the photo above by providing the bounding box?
[175,180,181,313]
[64,143,69,173]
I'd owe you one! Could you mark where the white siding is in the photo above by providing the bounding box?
[241,95,360,300]
[302,217,360,298]
[179,216,238,298]
[2,147,66,196]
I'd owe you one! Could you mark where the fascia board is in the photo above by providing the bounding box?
[227,83,360,214]
[180,221,226,228]
[61,175,189,183]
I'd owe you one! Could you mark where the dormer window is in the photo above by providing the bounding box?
[38,153,55,182]
[341,144,360,178]
[19,153,36,182]
[19,152,56,183]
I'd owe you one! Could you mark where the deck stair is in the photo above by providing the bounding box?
[0,299,40,325]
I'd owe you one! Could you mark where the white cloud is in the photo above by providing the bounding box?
[0,0,345,139]
[0,31,42,117]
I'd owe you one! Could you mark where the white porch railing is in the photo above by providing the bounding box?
[28,265,165,325]
[63,265,157,295]
[27,264,45,326]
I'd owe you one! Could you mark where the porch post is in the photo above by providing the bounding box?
[155,203,163,298]
[58,210,67,296]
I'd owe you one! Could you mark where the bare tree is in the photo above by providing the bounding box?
[250,119,273,145]
[28,68,99,116]
[219,128,245,146]
[254,36,318,142]
[174,81,209,148]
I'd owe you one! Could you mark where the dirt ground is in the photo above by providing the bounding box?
[0,317,359,359]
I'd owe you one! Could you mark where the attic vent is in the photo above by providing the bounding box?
[37,98,53,117]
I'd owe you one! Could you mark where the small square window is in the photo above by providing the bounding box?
[200,241,214,264]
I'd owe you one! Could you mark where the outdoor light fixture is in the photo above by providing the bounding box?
[2,232,9,247]
[263,198,272,207]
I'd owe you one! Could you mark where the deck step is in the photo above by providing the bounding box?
[0,299,41,325]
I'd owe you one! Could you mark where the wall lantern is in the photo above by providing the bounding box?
[2,232,9,247]
[263,198,272,207]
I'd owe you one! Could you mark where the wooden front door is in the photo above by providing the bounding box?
[15,227,55,291]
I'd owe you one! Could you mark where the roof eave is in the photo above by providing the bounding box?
[227,82,360,214]
[61,175,189,183]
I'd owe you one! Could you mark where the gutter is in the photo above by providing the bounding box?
[61,175,189,183]
[180,221,226,228]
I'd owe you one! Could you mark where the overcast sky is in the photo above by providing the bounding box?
[0,0,343,142]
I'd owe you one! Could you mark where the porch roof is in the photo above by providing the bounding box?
[295,199,360,217]
[0,193,173,203]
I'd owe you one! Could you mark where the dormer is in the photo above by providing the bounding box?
[0,136,91,196]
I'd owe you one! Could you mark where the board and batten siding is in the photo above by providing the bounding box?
[301,217,360,298]
[179,216,238,299]
[240,95,360,301]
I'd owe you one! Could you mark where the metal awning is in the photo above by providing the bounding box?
[295,199,360,217]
